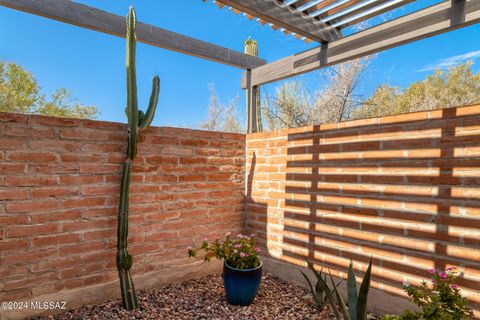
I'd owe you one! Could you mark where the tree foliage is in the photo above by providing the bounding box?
[354,62,480,119]
[262,61,480,130]
[263,57,372,130]
[200,84,244,133]
[0,61,98,119]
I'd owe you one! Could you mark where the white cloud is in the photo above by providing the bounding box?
[417,50,480,72]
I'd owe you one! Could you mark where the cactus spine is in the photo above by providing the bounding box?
[244,37,262,132]
[116,6,160,310]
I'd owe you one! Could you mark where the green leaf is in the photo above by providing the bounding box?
[331,271,350,320]
[303,256,342,319]
[356,258,373,320]
[301,270,320,307]
[348,260,358,320]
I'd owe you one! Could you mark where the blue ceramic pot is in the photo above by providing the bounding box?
[223,261,262,306]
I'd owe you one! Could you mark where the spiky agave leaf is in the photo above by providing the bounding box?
[303,256,342,319]
[301,270,321,308]
[356,258,373,320]
[330,271,350,320]
[347,260,358,320]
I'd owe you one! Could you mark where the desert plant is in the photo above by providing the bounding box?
[331,258,373,320]
[301,256,343,311]
[115,6,160,310]
[302,256,342,319]
[188,232,261,270]
[384,267,473,320]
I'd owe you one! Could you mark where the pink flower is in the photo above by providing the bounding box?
[451,284,458,289]
[234,244,241,249]
[255,247,261,252]
[250,233,255,237]
[240,252,246,258]
[427,269,436,274]
[237,234,243,238]
[446,266,456,271]
[439,272,448,279]
[225,232,231,237]
[203,237,208,241]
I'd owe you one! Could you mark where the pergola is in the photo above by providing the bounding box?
[1,0,479,133]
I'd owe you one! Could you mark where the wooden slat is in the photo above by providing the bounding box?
[322,0,392,24]
[0,0,266,69]
[309,0,364,17]
[215,0,342,43]
[334,0,416,29]
[242,0,480,87]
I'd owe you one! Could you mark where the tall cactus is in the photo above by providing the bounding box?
[244,37,263,132]
[116,6,160,310]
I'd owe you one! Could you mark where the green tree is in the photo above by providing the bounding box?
[354,62,480,119]
[0,61,98,119]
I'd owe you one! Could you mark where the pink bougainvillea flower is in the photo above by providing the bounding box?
[451,284,458,289]
[255,247,261,252]
[240,252,246,258]
[237,234,243,238]
[225,232,231,237]
[203,237,208,241]
[250,233,255,238]
[234,244,241,249]
[439,272,448,279]
[427,269,436,274]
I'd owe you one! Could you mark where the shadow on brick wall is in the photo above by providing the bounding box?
[277,107,480,310]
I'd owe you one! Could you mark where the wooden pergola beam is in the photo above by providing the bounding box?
[215,0,342,43]
[0,0,266,69]
[242,0,480,87]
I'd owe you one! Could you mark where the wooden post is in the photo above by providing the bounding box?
[247,80,258,134]
[245,37,261,133]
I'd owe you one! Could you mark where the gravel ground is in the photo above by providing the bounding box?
[41,273,336,320]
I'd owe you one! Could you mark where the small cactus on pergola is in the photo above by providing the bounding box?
[116,6,160,310]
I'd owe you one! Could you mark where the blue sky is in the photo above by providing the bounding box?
[0,1,479,127]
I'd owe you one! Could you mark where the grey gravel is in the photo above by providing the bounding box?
[41,273,336,320]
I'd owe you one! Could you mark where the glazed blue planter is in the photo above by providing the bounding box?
[223,261,262,306]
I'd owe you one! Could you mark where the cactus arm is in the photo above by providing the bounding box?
[139,76,160,130]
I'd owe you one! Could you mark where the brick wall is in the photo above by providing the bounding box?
[0,112,245,304]
[246,105,480,314]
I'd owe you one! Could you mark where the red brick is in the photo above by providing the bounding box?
[32,187,78,199]
[0,163,26,173]
[6,151,57,162]
[31,233,81,247]
[7,223,58,238]
[6,176,57,186]
[0,239,29,251]
[60,175,104,185]
[0,189,29,200]
[6,200,60,213]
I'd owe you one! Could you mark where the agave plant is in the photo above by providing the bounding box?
[116,6,160,310]
[302,256,342,319]
[331,258,373,320]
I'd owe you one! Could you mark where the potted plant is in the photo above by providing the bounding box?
[188,232,263,306]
